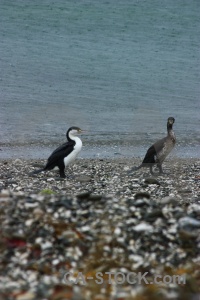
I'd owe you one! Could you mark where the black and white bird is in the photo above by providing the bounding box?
[31,126,83,178]
[129,117,176,175]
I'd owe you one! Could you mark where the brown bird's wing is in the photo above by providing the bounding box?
[142,137,167,164]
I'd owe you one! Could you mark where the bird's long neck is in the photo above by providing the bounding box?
[67,131,80,143]
[167,122,173,132]
[167,123,176,142]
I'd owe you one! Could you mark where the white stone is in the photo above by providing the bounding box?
[133,222,154,232]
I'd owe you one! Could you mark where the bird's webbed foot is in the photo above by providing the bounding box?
[150,164,164,176]
[60,174,66,179]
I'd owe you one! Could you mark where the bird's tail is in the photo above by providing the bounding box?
[127,164,143,174]
[29,168,44,176]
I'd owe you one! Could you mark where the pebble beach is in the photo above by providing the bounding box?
[0,157,199,300]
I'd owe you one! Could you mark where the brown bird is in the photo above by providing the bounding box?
[129,117,176,175]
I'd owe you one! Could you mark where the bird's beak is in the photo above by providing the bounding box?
[79,130,87,133]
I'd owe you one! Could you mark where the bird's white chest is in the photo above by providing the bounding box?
[64,137,82,167]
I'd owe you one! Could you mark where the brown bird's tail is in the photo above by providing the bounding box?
[127,164,143,174]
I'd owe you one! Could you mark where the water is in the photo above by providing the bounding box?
[0,0,200,159]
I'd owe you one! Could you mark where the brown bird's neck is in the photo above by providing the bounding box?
[167,122,173,131]
[167,123,176,142]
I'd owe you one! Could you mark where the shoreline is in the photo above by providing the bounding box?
[0,144,200,160]
[0,156,199,164]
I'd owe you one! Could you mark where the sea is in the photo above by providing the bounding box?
[0,0,199,159]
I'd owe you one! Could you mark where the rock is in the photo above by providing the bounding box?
[134,192,151,200]
[160,196,179,205]
[134,199,150,208]
[16,186,22,191]
[55,177,65,181]
[178,189,192,194]
[114,227,121,235]
[133,222,154,232]
[33,208,44,218]
[0,189,10,197]
[144,178,161,185]
[31,163,44,168]
[25,219,34,226]
[13,158,23,165]
[178,217,200,228]
[76,191,91,199]
[16,291,35,300]
[124,166,130,171]
[178,217,200,238]
[145,209,164,221]
[25,201,39,208]
[80,225,91,232]
[62,230,78,240]
[88,194,102,201]
[47,178,55,182]
[129,254,145,269]
[76,175,91,183]
[6,180,18,185]
[41,241,53,250]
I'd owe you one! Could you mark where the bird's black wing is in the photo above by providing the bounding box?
[50,141,75,156]
[44,141,75,170]
[142,145,156,164]
[142,137,167,164]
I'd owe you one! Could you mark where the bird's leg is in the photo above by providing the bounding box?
[60,171,66,178]
[59,166,66,178]
[158,164,164,174]
[150,165,155,175]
